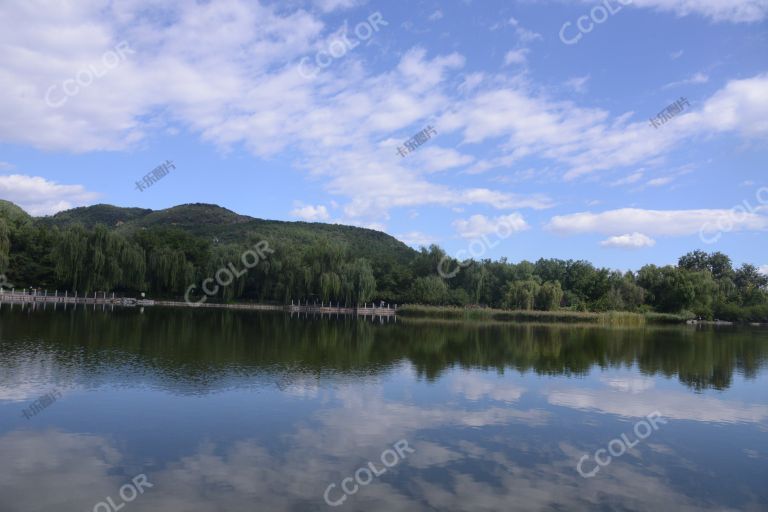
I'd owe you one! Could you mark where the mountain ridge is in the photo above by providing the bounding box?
[32,201,417,264]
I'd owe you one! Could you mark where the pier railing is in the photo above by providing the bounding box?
[0,290,396,317]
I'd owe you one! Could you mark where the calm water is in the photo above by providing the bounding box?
[1,305,767,512]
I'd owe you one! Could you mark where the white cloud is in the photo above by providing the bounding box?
[548,387,768,423]
[611,171,644,186]
[628,0,768,23]
[453,213,529,239]
[663,72,709,89]
[600,232,657,249]
[759,265,768,276]
[670,49,684,59]
[0,162,14,171]
[504,49,528,65]
[564,75,590,93]
[548,208,768,237]
[409,146,475,173]
[0,174,99,216]
[428,10,443,21]
[505,17,542,42]
[1,1,766,224]
[314,0,362,12]
[647,176,674,187]
[290,204,330,221]
[451,373,525,403]
[600,376,656,393]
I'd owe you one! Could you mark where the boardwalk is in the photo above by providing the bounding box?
[0,290,397,318]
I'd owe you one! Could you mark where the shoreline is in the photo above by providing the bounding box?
[4,290,766,326]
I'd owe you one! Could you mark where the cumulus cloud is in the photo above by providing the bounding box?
[759,265,768,276]
[600,232,657,249]
[0,174,99,216]
[504,49,529,66]
[0,1,766,224]
[453,213,529,239]
[290,204,330,221]
[548,208,768,237]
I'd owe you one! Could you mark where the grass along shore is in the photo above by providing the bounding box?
[397,305,687,326]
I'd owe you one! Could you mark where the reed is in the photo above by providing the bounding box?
[398,305,685,326]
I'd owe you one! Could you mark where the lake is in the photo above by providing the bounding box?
[1,305,767,511]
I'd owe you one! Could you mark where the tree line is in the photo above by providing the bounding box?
[1,213,766,321]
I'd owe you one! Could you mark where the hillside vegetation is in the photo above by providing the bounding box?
[1,201,766,321]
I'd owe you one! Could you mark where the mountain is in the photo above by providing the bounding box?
[38,202,417,264]
[0,199,33,229]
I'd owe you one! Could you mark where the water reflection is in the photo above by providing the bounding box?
[1,306,766,392]
[0,306,766,511]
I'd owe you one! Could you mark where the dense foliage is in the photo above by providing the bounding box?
[1,201,766,321]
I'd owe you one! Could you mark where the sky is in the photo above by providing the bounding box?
[0,0,766,272]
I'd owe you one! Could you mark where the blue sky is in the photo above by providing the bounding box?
[0,0,766,271]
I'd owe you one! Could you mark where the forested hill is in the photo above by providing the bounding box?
[1,200,766,322]
[38,202,417,264]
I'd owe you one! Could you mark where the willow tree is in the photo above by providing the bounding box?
[84,225,123,291]
[52,224,89,291]
[116,239,146,292]
[148,246,194,294]
[504,279,540,310]
[341,258,376,305]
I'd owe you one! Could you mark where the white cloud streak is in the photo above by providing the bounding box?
[548,208,768,237]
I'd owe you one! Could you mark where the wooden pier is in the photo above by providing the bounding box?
[0,289,154,306]
[0,290,397,318]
